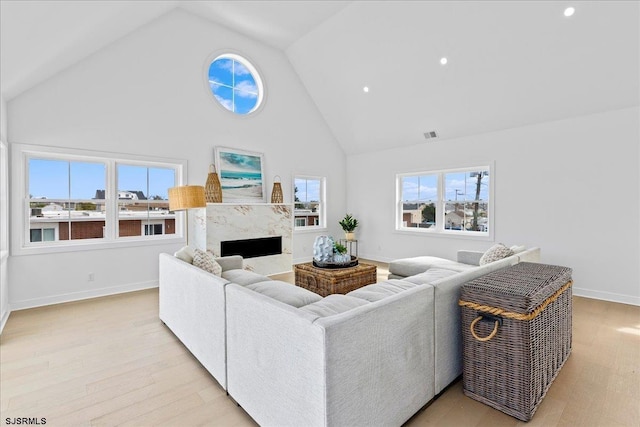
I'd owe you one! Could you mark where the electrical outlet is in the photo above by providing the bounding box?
[88,273,94,281]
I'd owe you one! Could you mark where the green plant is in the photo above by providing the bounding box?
[339,214,359,232]
[333,242,347,254]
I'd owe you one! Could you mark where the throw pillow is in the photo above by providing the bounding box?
[479,243,514,265]
[192,249,223,276]
[174,245,196,264]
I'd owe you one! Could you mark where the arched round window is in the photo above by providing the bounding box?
[207,53,264,115]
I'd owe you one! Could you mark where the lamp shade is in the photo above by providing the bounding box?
[168,185,206,211]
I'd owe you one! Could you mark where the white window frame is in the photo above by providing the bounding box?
[293,175,326,232]
[11,143,187,255]
[395,164,494,240]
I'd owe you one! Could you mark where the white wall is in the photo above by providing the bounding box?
[1,95,8,330]
[1,95,6,141]
[7,9,345,309]
[1,140,9,331]
[347,107,640,306]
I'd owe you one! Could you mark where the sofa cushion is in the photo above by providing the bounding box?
[479,243,514,265]
[192,249,222,276]
[245,280,322,308]
[347,279,418,302]
[403,268,458,285]
[174,245,195,264]
[510,245,526,254]
[389,256,476,277]
[298,294,369,318]
[222,269,270,286]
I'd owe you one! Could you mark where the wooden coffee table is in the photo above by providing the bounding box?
[294,262,377,297]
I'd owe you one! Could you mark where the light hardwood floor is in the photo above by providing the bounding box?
[1,260,639,426]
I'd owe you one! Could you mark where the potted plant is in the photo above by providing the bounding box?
[333,242,350,263]
[339,214,359,241]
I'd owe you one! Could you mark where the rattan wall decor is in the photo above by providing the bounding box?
[205,164,222,203]
[270,175,283,203]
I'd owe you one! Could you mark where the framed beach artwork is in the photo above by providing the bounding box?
[214,146,266,203]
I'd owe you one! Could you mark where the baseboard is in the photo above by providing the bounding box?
[292,256,313,265]
[358,253,394,263]
[573,287,639,307]
[9,280,159,311]
[0,307,10,334]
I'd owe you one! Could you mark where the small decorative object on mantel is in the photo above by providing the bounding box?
[205,164,223,203]
[271,175,283,203]
[339,213,359,241]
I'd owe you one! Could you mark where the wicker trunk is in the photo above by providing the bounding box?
[459,262,573,421]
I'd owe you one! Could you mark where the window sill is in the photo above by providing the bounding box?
[12,236,185,256]
[294,227,328,234]
[394,228,494,241]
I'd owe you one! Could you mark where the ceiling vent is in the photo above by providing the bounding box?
[423,130,438,140]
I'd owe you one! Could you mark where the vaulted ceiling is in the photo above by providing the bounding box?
[1,1,638,154]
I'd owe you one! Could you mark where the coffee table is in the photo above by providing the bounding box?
[294,262,377,297]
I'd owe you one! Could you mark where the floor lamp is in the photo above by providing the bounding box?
[168,185,206,246]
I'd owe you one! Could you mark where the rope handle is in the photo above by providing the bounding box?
[209,164,217,173]
[273,175,281,183]
[470,316,500,342]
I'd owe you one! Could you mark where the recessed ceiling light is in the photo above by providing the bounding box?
[440,57,448,65]
[564,7,575,17]
[363,86,369,93]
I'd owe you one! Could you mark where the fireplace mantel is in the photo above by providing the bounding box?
[189,204,293,275]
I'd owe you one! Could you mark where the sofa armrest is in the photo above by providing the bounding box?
[158,253,229,388]
[216,255,243,272]
[457,250,483,266]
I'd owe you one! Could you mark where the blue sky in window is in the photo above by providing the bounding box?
[29,159,104,200]
[29,159,174,200]
[295,178,320,202]
[402,171,489,202]
[208,57,259,114]
[445,171,489,201]
[402,175,437,202]
[117,165,175,199]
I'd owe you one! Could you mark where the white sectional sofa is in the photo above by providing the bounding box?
[159,246,540,426]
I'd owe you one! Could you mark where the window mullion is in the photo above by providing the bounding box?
[436,172,445,232]
[106,159,117,241]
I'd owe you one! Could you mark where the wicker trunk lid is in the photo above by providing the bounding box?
[459,262,573,421]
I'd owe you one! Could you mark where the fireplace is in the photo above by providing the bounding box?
[221,236,282,259]
[190,204,293,275]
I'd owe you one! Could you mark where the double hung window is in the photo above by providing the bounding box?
[294,176,325,230]
[397,166,492,237]
[14,144,185,254]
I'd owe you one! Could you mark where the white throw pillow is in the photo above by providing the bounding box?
[479,243,514,265]
[174,245,196,264]
[192,249,222,276]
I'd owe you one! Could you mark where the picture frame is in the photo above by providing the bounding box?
[214,146,266,203]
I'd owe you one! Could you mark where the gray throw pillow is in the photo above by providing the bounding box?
[192,248,222,276]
